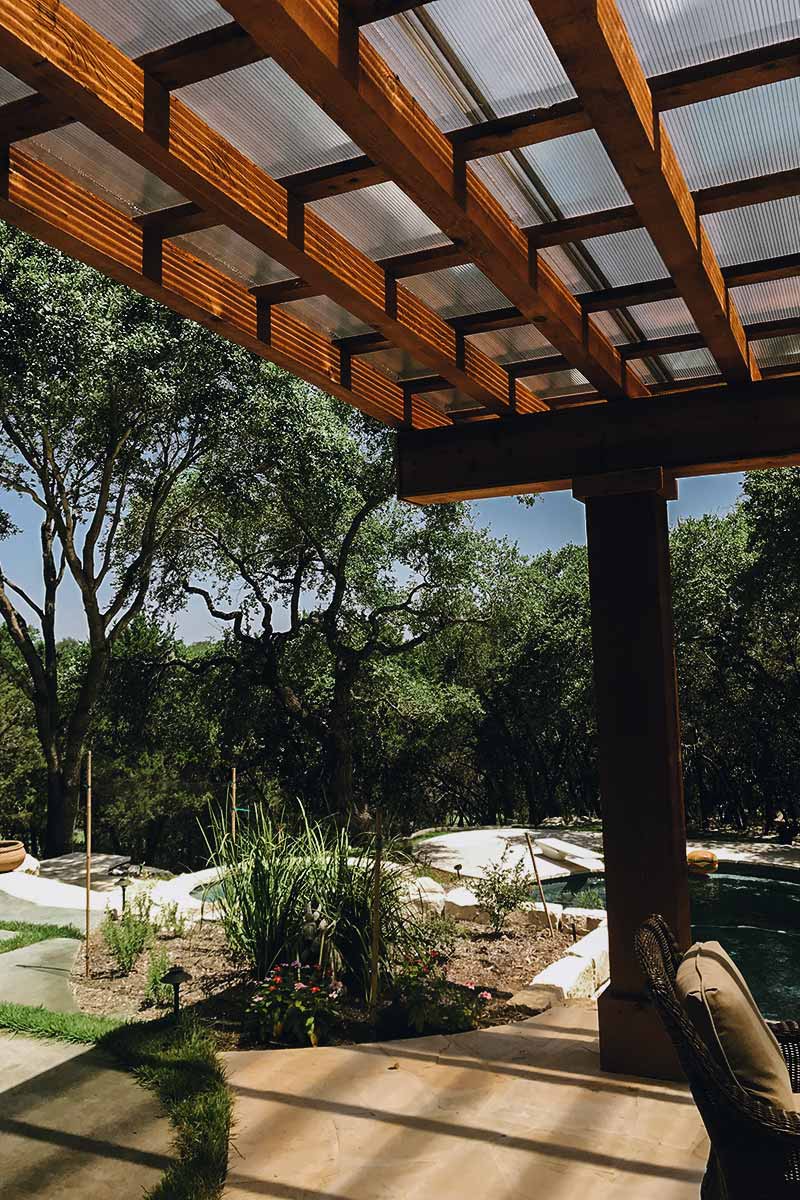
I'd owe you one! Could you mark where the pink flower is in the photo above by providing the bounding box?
[294,981,307,991]
[479,991,492,1001]
[464,982,475,990]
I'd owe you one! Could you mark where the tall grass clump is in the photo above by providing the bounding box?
[208,806,419,999]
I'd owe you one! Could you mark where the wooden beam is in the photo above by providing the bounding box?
[398,379,800,503]
[402,374,450,395]
[528,205,639,248]
[132,202,216,238]
[249,278,321,303]
[651,36,800,112]
[725,252,800,289]
[223,0,648,401]
[508,354,571,376]
[450,307,528,335]
[745,316,800,342]
[0,0,524,417]
[379,242,472,277]
[533,0,753,385]
[334,332,392,355]
[619,333,706,360]
[580,278,681,312]
[695,167,800,216]
[346,1,423,23]
[448,98,592,160]
[277,154,388,200]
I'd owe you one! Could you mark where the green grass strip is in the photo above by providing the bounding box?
[100,1016,232,1200]
[0,919,82,955]
[0,1001,121,1043]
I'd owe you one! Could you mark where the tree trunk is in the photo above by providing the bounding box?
[329,668,357,823]
[43,762,81,857]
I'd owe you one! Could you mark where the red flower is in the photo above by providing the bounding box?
[310,986,321,993]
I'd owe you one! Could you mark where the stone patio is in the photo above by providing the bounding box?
[223,1000,708,1199]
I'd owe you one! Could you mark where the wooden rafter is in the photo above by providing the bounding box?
[532,0,753,385]
[580,279,681,313]
[221,0,648,401]
[650,36,800,112]
[449,99,591,160]
[529,206,639,249]
[277,155,389,200]
[695,167,800,215]
[0,0,538,417]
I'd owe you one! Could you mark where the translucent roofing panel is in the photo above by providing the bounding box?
[69,0,229,57]
[471,156,548,228]
[539,245,593,295]
[173,227,292,287]
[21,125,186,215]
[518,131,630,218]
[403,265,511,319]
[619,298,700,340]
[730,277,800,325]
[280,296,371,340]
[364,0,574,133]
[467,324,554,363]
[664,78,800,192]
[517,369,594,399]
[0,69,33,105]
[658,348,720,379]
[751,337,800,370]
[616,1,800,77]
[581,228,669,288]
[178,60,360,178]
[590,310,639,346]
[702,197,800,266]
[310,184,445,261]
[421,390,482,414]
[361,350,431,382]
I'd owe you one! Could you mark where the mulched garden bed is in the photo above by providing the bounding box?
[71,917,573,1046]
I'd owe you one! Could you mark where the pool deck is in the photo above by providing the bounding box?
[223,1000,708,1200]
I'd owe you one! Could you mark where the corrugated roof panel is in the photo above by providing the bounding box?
[611,298,699,340]
[403,264,512,318]
[664,78,800,191]
[310,184,446,261]
[658,348,720,379]
[364,0,574,132]
[70,0,229,57]
[590,310,636,346]
[731,277,800,324]
[20,124,186,215]
[0,69,33,105]
[467,324,555,363]
[616,0,800,77]
[279,296,371,339]
[518,130,630,217]
[177,60,360,178]
[471,155,548,228]
[539,245,593,294]
[751,336,800,369]
[580,228,669,287]
[361,349,431,381]
[516,368,594,398]
[703,196,800,266]
[173,226,291,286]
[420,389,483,413]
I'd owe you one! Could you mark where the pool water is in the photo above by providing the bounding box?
[541,868,800,1020]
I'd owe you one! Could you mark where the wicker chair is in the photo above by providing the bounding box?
[635,915,800,1198]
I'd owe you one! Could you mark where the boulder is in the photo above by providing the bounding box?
[404,876,446,915]
[522,953,596,1007]
[566,924,610,990]
[562,906,606,935]
[443,885,486,923]
[509,901,563,932]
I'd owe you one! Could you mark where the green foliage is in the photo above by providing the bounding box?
[0,919,82,955]
[416,913,463,963]
[156,901,188,940]
[102,891,155,974]
[570,886,604,910]
[0,1001,122,1043]
[101,1015,232,1200]
[247,962,344,1047]
[473,848,532,935]
[385,949,488,1036]
[144,946,173,1008]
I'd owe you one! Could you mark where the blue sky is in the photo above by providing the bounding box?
[1,472,744,643]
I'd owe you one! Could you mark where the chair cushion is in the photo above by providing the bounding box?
[676,940,794,1111]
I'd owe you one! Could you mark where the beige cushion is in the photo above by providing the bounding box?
[676,940,794,1111]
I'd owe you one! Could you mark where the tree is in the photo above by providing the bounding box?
[0,225,262,853]
[160,379,498,821]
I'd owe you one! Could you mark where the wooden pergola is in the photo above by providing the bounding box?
[1,0,799,1077]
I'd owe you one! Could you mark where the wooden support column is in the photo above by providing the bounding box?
[573,467,691,1080]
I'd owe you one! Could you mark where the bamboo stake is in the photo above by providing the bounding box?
[85,750,92,977]
[368,808,382,1017]
[230,766,237,842]
[525,831,554,937]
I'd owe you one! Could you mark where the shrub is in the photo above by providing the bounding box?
[144,946,172,1007]
[102,890,155,974]
[247,962,344,1047]
[571,886,604,910]
[473,847,532,934]
[416,913,462,964]
[157,901,189,940]
[385,949,488,1036]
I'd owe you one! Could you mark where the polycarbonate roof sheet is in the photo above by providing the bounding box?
[22,124,186,215]
[657,348,720,379]
[279,296,371,340]
[751,336,800,369]
[0,68,32,104]
[518,131,630,218]
[421,389,484,413]
[516,369,594,399]
[616,0,800,77]
[69,0,229,58]
[730,277,800,324]
[702,196,800,266]
[364,0,574,133]
[618,298,701,340]
[310,184,446,262]
[471,156,550,228]
[173,227,292,287]
[664,78,800,191]
[403,265,512,319]
[539,245,593,295]
[361,349,431,382]
[467,324,555,364]
[590,310,640,346]
[581,228,669,288]
[177,59,361,179]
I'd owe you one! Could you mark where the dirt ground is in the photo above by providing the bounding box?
[71,916,573,1040]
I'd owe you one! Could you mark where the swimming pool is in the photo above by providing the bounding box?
[542,866,800,1019]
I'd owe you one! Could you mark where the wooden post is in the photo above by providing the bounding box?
[84,750,92,978]
[525,832,554,936]
[575,468,691,1080]
[368,808,382,1017]
[231,766,237,843]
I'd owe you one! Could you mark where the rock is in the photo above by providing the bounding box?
[562,906,606,935]
[403,876,445,915]
[523,953,596,1007]
[443,886,486,923]
[566,925,609,990]
[509,901,563,932]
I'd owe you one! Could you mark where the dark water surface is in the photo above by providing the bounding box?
[542,867,800,1020]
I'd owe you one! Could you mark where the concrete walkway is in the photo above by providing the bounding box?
[0,1033,174,1199]
[223,1001,708,1199]
[417,825,800,880]
[0,938,80,1012]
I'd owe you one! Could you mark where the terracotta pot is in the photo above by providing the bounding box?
[0,840,25,873]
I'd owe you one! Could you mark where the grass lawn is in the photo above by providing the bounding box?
[0,919,82,955]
